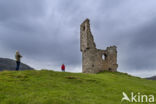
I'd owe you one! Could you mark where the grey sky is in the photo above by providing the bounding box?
[0,0,156,77]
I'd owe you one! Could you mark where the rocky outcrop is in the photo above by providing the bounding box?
[80,19,118,73]
[0,58,34,71]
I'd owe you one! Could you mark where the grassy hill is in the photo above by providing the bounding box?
[0,70,155,104]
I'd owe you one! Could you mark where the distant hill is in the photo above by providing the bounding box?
[0,58,34,71]
[147,76,156,80]
[0,70,155,104]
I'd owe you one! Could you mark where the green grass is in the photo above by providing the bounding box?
[0,70,155,104]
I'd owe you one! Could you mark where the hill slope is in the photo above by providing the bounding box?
[0,58,34,71]
[0,70,155,104]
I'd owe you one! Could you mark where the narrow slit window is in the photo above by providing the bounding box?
[83,26,85,31]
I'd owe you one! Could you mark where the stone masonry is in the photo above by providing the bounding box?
[80,19,118,73]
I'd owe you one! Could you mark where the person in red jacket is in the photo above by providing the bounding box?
[61,64,65,72]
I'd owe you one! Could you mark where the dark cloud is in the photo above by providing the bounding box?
[118,19,156,70]
[0,0,156,77]
[131,20,156,48]
[0,0,81,66]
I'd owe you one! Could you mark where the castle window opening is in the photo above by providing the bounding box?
[102,54,106,60]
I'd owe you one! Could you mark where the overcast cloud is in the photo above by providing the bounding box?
[0,0,156,77]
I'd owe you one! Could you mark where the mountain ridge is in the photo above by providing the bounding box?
[147,76,156,80]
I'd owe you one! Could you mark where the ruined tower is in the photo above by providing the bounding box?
[80,19,118,73]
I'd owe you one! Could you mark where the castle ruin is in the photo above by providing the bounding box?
[80,19,118,73]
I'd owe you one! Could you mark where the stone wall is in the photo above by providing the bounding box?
[80,19,118,73]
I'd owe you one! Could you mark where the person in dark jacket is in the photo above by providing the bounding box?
[15,51,22,71]
[61,64,65,72]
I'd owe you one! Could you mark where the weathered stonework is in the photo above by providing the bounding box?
[80,19,118,73]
